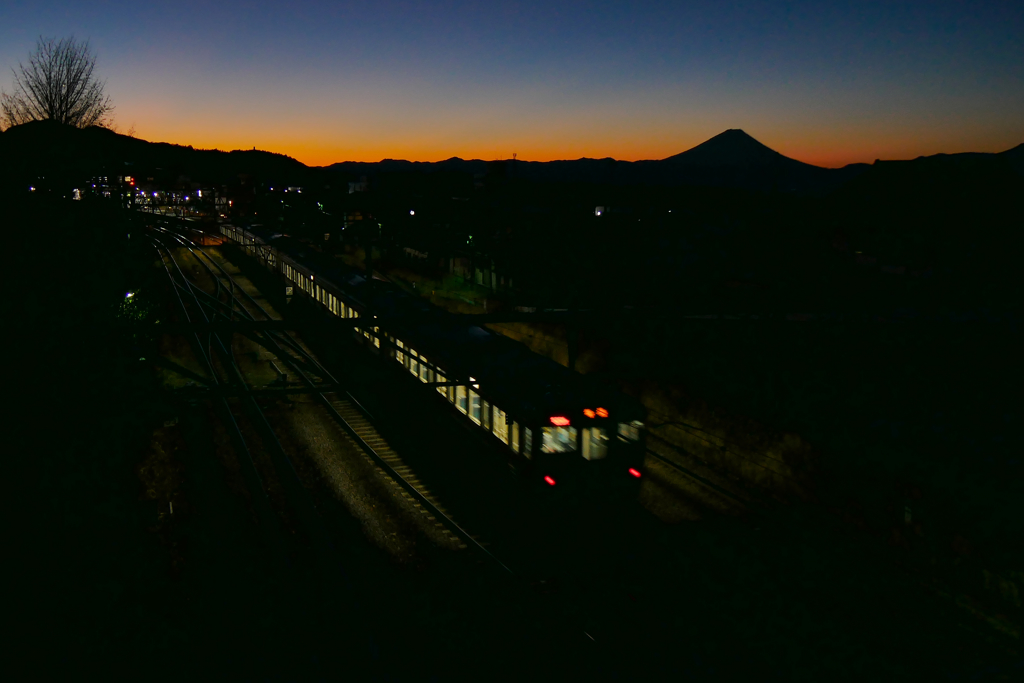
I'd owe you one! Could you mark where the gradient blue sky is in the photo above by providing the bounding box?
[1,0,1022,166]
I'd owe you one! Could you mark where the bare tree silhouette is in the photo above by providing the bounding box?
[1,36,114,130]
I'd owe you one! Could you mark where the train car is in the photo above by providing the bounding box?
[218,223,646,495]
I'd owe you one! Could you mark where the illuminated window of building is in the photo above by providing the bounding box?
[456,386,467,414]
[468,390,481,424]
[542,426,578,453]
[493,407,508,443]
[581,427,609,461]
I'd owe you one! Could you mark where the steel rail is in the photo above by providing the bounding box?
[154,230,344,559]
[150,237,285,544]
[167,225,515,575]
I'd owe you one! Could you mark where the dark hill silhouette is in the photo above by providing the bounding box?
[2,121,1019,196]
[0,120,309,186]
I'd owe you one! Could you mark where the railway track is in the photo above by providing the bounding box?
[163,222,763,525]
[149,224,502,568]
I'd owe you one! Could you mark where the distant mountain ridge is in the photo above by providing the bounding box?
[323,128,873,194]
[1,120,1020,195]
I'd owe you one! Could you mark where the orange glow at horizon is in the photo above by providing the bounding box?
[132,122,1022,170]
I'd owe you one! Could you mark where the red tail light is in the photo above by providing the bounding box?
[544,476,556,486]
[628,468,641,478]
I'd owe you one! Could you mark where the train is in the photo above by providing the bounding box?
[217,222,646,496]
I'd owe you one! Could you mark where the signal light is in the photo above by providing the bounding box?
[596,407,608,418]
[544,476,556,486]
[583,409,596,418]
[628,468,642,478]
[549,416,570,426]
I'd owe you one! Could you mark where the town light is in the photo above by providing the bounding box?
[410,210,415,215]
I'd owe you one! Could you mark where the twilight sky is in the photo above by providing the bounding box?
[1,1,1022,167]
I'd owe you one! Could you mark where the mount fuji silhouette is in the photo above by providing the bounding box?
[663,129,811,168]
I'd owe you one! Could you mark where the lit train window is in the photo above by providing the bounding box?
[374,327,380,348]
[493,407,508,444]
[419,357,430,383]
[456,386,468,414]
[396,339,405,365]
[468,390,481,424]
[617,421,642,442]
[581,427,609,461]
[542,426,578,453]
[409,350,419,376]
[524,428,532,459]
[482,400,491,430]
[435,371,446,396]
[511,422,520,453]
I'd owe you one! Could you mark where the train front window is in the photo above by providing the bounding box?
[618,421,642,442]
[581,427,609,461]
[542,426,577,453]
